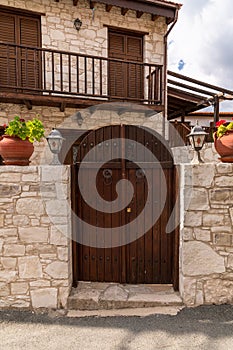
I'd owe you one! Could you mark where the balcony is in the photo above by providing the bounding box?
[0,42,164,112]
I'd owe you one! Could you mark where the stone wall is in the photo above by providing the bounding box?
[0,165,72,309]
[180,163,233,306]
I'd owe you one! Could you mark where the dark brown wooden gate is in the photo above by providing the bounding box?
[71,125,178,286]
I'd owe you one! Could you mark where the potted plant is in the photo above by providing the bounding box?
[0,116,45,165]
[214,119,233,162]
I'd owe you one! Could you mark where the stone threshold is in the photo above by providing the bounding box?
[67,282,183,311]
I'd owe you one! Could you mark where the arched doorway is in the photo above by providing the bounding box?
[71,125,178,287]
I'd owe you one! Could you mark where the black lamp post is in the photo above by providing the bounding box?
[46,129,65,165]
[187,122,208,164]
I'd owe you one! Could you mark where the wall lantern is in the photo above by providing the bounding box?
[74,18,82,31]
[46,129,65,165]
[187,121,208,164]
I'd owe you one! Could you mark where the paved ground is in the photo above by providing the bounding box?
[0,305,233,350]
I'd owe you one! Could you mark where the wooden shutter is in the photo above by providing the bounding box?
[126,36,143,99]
[109,32,126,98]
[0,12,17,89]
[0,9,41,92]
[19,16,41,90]
[108,30,143,101]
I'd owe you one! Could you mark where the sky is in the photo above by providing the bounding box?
[168,0,233,111]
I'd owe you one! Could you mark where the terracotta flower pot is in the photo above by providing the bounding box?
[214,130,233,162]
[0,135,34,165]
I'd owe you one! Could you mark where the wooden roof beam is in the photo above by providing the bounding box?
[121,8,129,16]
[106,4,113,12]
[151,14,159,21]
[136,11,143,18]
[90,1,96,9]
[23,99,32,110]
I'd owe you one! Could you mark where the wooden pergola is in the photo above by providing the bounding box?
[167,70,233,123]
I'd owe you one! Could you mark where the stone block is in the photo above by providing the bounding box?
[3,244,25,256]
[31,288,58,308]
[16,198,45,215]
[215,176,233,187]
[57,247,68,261]
[230,208,233,226]
[50,226,68,246]
[0,214,4,227]
[204,279,233,304]
[0,184,21,197]
[182,241,225,276]
[184,211,202,227]
[194,228,211,242]
[216,163,233,174]
[192,164,215,187]
[0,282,10,296]
[0,228,17,238]
[213,233,232,246]
[203,214,225,226]
[30,280,51,288]
[58,286,70,308]
[19,227,49,243]
[180,276,196,306]
[11,282,29,295]
[18,256,43,279]
[1,257,17,269]
[0,270,17,283]
[41,166,68,182]
[45,200,68,217]
[209,189,233,204]
[45,261,68,279]
[185,188,209,211]
[227,254,233,269]
[13,215,30,226]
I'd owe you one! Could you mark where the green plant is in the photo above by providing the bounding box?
[216,119,233,138]
[4,116,45,143]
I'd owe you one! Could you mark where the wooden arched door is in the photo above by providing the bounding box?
[71,125,178,286]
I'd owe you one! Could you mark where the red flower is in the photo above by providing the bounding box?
[19,118,25,122]
[3,124,7,128]
[216,120,227,127]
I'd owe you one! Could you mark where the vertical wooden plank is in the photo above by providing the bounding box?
[135,126,146,283]
[76,55,79,93]
[103,125,113,281]
[120,125,127,283]
[60,53,63,92]
[68,53,71,93]
[84,56,87,94]
[95,127,105,281]
[71,164,78,286]
[51,51,55,92]
[173,166,179,290]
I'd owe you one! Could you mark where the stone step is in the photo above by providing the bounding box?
[67,282,183,311]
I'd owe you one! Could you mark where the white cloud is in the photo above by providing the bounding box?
[168,0,233,110]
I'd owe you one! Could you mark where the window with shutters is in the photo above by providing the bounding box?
[108,30,143,101]
[0,8,41,92]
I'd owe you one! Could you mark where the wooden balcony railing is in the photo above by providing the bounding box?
[0,42,163,106]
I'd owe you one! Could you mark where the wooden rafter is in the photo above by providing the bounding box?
[121,8,128,16]
[90,1,96,9]
[136,11,143,18]
[23,100,32,110]
[106,4,113,12]
[151,14,159,21]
